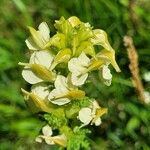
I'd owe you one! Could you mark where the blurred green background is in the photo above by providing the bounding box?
[0,0,150,149]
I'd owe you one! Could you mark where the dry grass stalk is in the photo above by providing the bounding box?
[123,35,145,103]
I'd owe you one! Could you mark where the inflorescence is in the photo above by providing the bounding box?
[19,16,120,149]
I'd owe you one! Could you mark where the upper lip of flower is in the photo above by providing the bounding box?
[26,22,50,50]
[91,29,121,72]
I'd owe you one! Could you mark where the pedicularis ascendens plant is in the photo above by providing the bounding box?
[19,16,120,150]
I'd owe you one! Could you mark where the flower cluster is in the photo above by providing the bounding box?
[19,16,120,149]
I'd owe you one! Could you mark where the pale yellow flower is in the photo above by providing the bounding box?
[68,52,90,86]
[78,100,107,126]
[68,52,105,86]
[21,84,51,113]
[36,125,67,147]
[99,64,112,86]
[19,50,55,84]
[26,22,50,50]
[48,75,85,105]
[91,29,121,72]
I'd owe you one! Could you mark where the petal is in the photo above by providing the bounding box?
[71,73,88,86]
[102,65,112,80]
[22,67,43,84]
[100,49,121,72]
[91,30,121,72]
[94,118,102,126]
[48,88,68,101]
[28,26,45,49]
[31,83,49,99]
[25,37,39,50]
[68,52,90,76]
[42,125,53,136]
[78,107,92,125]
[91,100,100,115]
[35,136,42,143]
[78,52,90,67]
[38,22,50,42]
[52,134,67,147]
[50,98,70,106]
[68,58,86,75]
[45,139,55,145]
[30,51,53,69]
[54,75,69,92]
[92,100,100,108]
[91,29,111,50]
[48,89,59,100]
[103,79,112,86]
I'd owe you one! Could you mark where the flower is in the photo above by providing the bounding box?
[36,125,67,147]
[21,83,51,113]
[68,52,105,86]
[25,22,50,50]
[99,64,112,86]
[48,75,85,105]
[78,100,107,126]
[19,50,56,84]
[68,52,90,86]
[91,29,121,72]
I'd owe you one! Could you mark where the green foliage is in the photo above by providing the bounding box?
[0,0,150,149]
[44,109,67,129]
[67,127,91,150]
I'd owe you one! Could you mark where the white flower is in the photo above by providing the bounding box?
[48,75,85,105]
[68,52,107,86]
[21,85,51,113]
[143,72,150,82]
[78,100,107,126]
[68,52,90,86]
[48,75,71,105]
[36,125,67,147]
[99,65,112,86]
[19,50,55,84]
[144,91,150,104]
[25,22,50,50]
[78,108,93,126]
